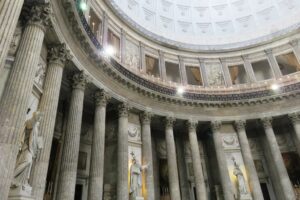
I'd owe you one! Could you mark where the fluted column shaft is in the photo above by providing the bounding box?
[56,72,88,200]
[187,120,207,200]
[117,103,129,200]
[88,90,109,200]
[165,117,181,200]
[31,44,71,199]
[0,0,24,71]
[211,121,234,200]
[234,120,264,200]
[288,112,300,156]
[140,112,155,200]
[261,117,296,200]
[0,5,50,198]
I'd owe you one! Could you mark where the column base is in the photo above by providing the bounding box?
[9,185,35,200]
[239,193,252,200]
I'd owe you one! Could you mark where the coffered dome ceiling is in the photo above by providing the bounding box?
[106,0,300,50]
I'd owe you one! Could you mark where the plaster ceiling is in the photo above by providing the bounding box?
[107,0,300,50]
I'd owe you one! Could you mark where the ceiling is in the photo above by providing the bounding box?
[107,0,300,50]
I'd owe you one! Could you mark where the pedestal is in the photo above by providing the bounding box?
[136,197,144,200]
[9,186,35,200]
[239,193,252,200]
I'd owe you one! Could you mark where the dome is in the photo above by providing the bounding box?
[107,0,300,50]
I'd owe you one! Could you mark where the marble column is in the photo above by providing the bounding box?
[211,121,234,200]
[120,29,126,64]
[140,42,146,73]
[56,72,88,200]
[0,0,24,71]
[187,120,207,200]
[261,117,296,200]
[220,59,232,86]
[288,112,300,156]
[31,44,71,199]
[234,120,264,200]
[199,59,209,86]
[290,40,300,64]
[102,12,108,47]
[265,49,282,78]
[0,4,50,198]
[117,103,129,200]
[165,117,181,200]
[88,90,110,200]
[179,56,187,85]
[140,112,155,200]
[159,50,166,80]
[242,56,256,83]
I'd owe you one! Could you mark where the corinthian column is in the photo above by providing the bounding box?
[234,120,264,200]
[88,90,110,200]
[0,4,51,198]
[211,121,234,200]
[0,0,24,71]
[140,112,155,200]
[165,117,181,200]
[117,103,129,200]
[288,112,300,156]
[56,72,88,200]
[187,120,207,200]
[261,117,296,200]
[31,44,71,199]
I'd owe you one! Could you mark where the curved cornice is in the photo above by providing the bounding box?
[52,0,300,121]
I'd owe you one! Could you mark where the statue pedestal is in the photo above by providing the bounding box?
[239,193,252,200]
[9,186,35,200]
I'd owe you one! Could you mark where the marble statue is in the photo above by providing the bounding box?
[11,112,43,192]
[129,152,147,200]
[232,157,248,196]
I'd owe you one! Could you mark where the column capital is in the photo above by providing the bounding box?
[186,120,198,131]
[261,117,273,128]
[72,71,89,90]
[265,49,273,55]
[94,89,110,107]
[48,43,72,66]
[288,112,300,123]
[211,121,222,131]
[26,3,52,33]
[118,103,130,118]
[165,117,175,128]
[234,120,246,131]
[140,111,152,125]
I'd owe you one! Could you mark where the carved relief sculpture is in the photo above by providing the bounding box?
[11,112,44,194]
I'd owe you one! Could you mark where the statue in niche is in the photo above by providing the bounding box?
[11,112,44,192]
[232,157,248,196]
[129,152,148,200]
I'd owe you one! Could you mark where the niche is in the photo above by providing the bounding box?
[251,60,273,81]
[165,61,181,83]
[186,65,203,86]
[228,64,248,84]
[145,55,160,77]
[107,29,120,58]
[276,52,300,75]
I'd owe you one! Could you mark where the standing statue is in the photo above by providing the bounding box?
[232,157,248,196]
[11,111,43,191]
[129,152,147,200]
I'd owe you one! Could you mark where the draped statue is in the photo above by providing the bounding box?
[232,157,248,196]
[129,152,147,200]
[11,112,43,191]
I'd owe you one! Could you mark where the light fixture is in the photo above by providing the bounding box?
[103,45,115,57]
[177,87,185,95]
[79,1,88,11]
[271,83,279,91]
